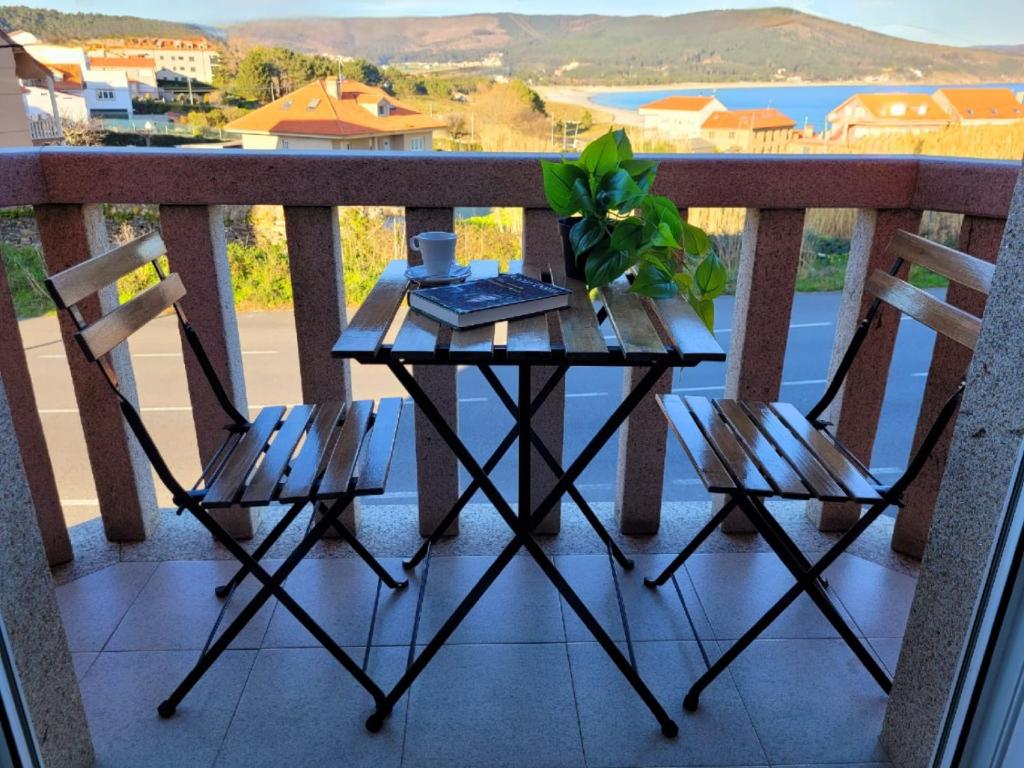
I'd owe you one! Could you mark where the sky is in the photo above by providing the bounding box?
[12,1,1024,47]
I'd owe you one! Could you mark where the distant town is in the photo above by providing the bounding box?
[2,25,1024,156]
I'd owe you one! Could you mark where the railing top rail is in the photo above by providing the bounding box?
[1,148,1019,218]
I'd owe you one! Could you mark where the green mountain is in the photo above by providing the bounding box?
[226,8,1024,84]
[0,5,211,42]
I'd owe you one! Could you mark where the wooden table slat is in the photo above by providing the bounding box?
[650,294,724,361]
[391,307,443,360]
[684,396,774,495]
[241,404,316,505]
[599,277,667,360]
[658,394,736,492]
[449,260,501,360]
[279,401,345,502]
[506,260,552,358]
[713,399,810,498]
[333,260,408,357]
[547,259,607,359]
[204,406,285,507]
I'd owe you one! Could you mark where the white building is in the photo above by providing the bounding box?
[88,56,159,100]
[88,37,220,85]
[638,95,726,139]
[10,32,133,120]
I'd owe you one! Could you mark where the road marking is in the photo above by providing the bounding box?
[458,396,489,403]
[713,320,833,334]
[566,391,609,399]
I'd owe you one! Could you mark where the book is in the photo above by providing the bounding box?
[408,273,571,329]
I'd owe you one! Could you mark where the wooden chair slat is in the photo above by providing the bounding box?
[240,405,316,506]
[506,260,552,359]
[769,402,883,503]
[204,406,285,507]
[318,400,373,498]
[547,260,607,359]
[713,399,811,498]
[279,401,346,502]
[650,295,725,362]
[449,260,501,361]
[740,402,851,501]
[391,308,443,360]
[658,394,736,492]
[890,230,994,295]
[866,269,982,351]
[75,273,185,362]
[599,277,667,360]
[355,398,404,493]
[46,230,165,309]
[684,396,774,495]
[333,260,409,358]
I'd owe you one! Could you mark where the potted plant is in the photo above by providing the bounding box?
[540,128,726,330]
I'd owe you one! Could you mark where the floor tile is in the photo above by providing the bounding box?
[261,557,399,648]
[56,562,158,651]
[105,560,279,651]
[685,552,856,640]
[824,553,918,638]
[868,637,904,676]
[570,640,765,767]
[403,643,584,768]
[214,646,406,768]
[81,649,255,768]
[406,555,565,645]
[559,554,714,643]
[72,652,98,681]
[727,638,890,765]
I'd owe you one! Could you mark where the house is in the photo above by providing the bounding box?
[826,93,949,142]
[699,108,795,153]
[10,32,133,119]
[224,77,446,151]
[1,29,63,146]
[88,37,220,85]
[932,87,1024,125]
[87,56,159,100]
[638,95,725,139]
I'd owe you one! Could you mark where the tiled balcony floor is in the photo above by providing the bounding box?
[56,501,914,768]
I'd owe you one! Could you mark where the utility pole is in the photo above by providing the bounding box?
[186,76,194,106]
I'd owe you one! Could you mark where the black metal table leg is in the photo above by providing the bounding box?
[377,361,677,735]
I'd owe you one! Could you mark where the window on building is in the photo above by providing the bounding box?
[728,131,735,139]
[96,90,115,100]
[409,136,425,151]
[282,140,290,149]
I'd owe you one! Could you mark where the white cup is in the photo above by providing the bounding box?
[410,231,457,276]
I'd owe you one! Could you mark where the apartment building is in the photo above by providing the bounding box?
[699,108,796,153]
[638,95,726,139]
[89,37,220,84]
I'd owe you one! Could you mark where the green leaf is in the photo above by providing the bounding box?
[540,160,586,217]
[687,294,715,332]
[597,169,645,214]
[652,221,681,249]
[620,158,657,191]
[571,177,597,217]
[609,218,644,252]
[630,262,677,299]
[611,129,633,162]
[694,252,727,298]
[580,131,620,178]
[643,195,683,242]
[584,243,632,288]
[682,222,711,256]
[673,272,693,292]
[570,216,605,257]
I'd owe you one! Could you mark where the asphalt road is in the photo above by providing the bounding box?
[19,291,937,526]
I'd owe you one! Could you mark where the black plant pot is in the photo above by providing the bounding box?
[558,215,586,281]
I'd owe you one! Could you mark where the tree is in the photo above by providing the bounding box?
[233,49,277,101]
[62,118,107,146]
[340,59,383,86]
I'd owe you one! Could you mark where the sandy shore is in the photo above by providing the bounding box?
[535,85,643,125]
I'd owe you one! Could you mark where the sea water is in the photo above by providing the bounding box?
[591,82,1024,133]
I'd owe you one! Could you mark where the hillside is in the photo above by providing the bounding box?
[226,8,1024,84]
[0,5,210,42]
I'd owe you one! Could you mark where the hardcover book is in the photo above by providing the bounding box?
[408,273,571,329]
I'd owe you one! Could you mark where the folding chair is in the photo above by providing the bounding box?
[45,231,407,718]
[646,229,991,710]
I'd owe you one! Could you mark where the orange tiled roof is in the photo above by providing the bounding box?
[639,96,716,112]
[41,62,84,91]
[701,108,795,130]
[224,78,446,139]
[934,88,1024,120]
[88,56,156,70]
[848,93,948,121]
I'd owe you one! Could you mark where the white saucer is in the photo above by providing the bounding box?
[405,264,471,286]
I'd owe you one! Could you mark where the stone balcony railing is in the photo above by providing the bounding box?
[0,147,1019,570]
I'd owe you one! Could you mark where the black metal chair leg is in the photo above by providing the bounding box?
[160,497,386,718]
[215,501,307,597]
[645,498,738,589]
[683,496,897,711]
